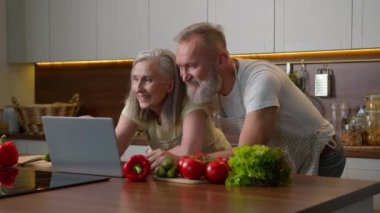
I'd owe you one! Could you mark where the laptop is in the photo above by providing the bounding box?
[42,116,124,177]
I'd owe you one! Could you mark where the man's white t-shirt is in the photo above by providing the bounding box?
[220,59,334,138]
[219,59,336,175]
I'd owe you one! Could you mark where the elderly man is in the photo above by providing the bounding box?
[174,22,345,177]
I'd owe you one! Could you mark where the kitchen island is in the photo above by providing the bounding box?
[0,157,380,212]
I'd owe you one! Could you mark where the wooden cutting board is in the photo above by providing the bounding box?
[153,176,208,184]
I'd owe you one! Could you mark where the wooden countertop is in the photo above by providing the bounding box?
[3,175,380,213]
[2,156,379,212]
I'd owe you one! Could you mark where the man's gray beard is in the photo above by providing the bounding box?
[187,69,221,104]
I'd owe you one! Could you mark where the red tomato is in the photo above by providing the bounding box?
[206,160,229,183]
[180,158,206,180]
[178,156,190,172]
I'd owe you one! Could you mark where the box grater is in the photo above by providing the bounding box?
[314,66,331,97]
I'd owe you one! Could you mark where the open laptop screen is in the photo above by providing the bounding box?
[42,116,124,177]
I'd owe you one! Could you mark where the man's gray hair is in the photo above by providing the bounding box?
[174,22,227,53]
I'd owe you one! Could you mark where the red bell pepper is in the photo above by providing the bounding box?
[123,154,151,182]
[0,135,19,167]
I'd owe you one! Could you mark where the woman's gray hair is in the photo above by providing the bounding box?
[173,22,227,53]
[125,48,185,130]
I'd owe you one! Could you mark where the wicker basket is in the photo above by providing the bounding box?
[11,94,80,135]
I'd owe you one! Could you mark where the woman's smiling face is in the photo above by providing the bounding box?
[131,60,173,115]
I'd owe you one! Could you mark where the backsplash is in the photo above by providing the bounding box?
[34,60,380,126]
[284,61,380,121]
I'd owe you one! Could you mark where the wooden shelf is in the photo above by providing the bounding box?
[344,146,380,159]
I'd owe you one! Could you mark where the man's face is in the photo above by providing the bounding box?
[175,36,221,104]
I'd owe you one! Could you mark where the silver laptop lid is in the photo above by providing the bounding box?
[42,116,123,177]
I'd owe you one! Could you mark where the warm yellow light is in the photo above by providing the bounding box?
[231,48,380,64]
[35,48,380,66]
[36,59,134,66]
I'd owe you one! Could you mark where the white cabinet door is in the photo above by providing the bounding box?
[97,0,149,60]
[342,157,380,210]
[7,0,49,63]
[149,0,208,52]
[275,0,352,52]
[208,0,274,54]
[353,0,380,48]
[50,0,97,61]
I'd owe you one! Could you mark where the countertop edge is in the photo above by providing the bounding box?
[7,134,380,159]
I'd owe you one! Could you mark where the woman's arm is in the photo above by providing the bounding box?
[115,114,138,156]
[147,109,207,169]
[170,109,206,155]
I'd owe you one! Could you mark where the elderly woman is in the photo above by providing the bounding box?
[115,48,230,169]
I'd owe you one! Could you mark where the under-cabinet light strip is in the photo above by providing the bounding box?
[36,48,380,66]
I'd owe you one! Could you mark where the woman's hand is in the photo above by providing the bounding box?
[147,148,177,171]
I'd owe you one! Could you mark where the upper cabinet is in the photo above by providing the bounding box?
[7,0,49,63]
[275,0,352,52]
[49,0,97,61]
[6,0,380,63]
[148,0,208,52]
[97,0,149,60]
[352,0,380,49]
[208,0,274,54]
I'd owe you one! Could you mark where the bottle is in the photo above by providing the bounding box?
[331,102,340,135]
[355,106,368,145]
[340,102,349,137]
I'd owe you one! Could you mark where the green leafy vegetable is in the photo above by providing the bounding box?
[226,145,292,187]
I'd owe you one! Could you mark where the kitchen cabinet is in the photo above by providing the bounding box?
[49,0,97,61]
[208,0,274,54]
[274,0,352,52]
[148,0,207,52]
[97,0,149,60]
[7,0,380,63]
[352,0,380,49]
[342,157,380,209]
[6,0,49,63]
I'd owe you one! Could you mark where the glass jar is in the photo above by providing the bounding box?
[365,93,380,145]
[365,93,380,112]
[352,114,368,145]
[341,123,362,146]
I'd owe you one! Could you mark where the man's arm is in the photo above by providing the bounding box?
[208,106,278,159]
[239,106,278,146]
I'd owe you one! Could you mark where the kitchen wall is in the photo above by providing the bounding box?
[33,60,380,127]
[35,62,133,124]
[285,61,380,120]
[0,0,34,108]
